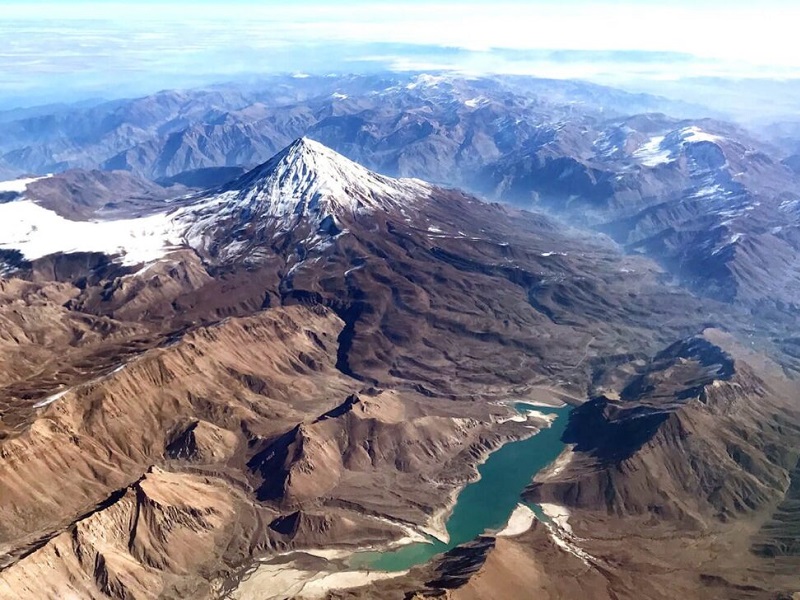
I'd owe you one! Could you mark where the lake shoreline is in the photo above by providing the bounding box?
[348,402,571,572]
[230,401,572,598]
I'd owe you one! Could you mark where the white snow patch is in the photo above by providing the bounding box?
[0,200,184,265]
[33,358,133,409]
[633,135,671,167]
[681,126,722,144]
[464,97,487,108]
[344,264,364,277]
[331,92,348,100]
[0,176,49,194]
[712,232,744,255]
[692,184,725,198]
[532,502,599,565]
[132,258,177,277]
[543,522,596,566]
[633,127,722,168]
[364,514,432,547]
[406,74,446,89]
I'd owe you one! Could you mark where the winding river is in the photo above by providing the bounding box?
[349,402,571,572]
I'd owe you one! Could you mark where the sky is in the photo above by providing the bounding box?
[1,0,799,107]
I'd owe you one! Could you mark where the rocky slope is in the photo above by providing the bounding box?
[0,302,522,598]
[2,139,723,394]
[478,117,800,303]
[0,139,797,599]
[517,331,800,600]
[343,332,800,600]
[4,72,798,313]
[0,73,701,181]
[21,169,185,220]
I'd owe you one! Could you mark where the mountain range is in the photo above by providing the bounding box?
[3,73,799,315]
[0,74,799,599]
[0,138,800,598]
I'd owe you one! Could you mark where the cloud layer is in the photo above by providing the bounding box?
[1,1,799,107]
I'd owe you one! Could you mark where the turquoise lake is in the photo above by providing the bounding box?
[349,402,571,572]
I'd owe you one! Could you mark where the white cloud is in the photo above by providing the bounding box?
[0,1,799,106]
[2,2,800,68]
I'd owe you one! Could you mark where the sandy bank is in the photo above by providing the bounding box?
[496,504,536,537]
[540,503,573,535]
[229,561,407,599]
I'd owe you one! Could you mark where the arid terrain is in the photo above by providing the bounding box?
[0,129,798,599]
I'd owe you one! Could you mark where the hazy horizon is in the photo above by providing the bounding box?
[2,0,800,112]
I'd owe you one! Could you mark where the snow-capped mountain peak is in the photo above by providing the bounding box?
[177,138,433,261]
[0,140,434,269]
[221,137,431,221]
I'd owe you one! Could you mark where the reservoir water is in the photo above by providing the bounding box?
[350,402,571,572]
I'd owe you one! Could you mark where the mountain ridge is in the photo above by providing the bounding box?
[0,129,798,599]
